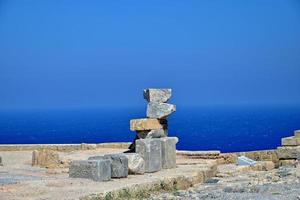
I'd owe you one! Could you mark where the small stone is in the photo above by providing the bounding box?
[205,178,219,184]
[146,102,176,119]
[143,88,172,103]
[32,149,60,168]
[136,138,162,173]
[69,160,111,181]
[103,154,128,178]
[237,156,256,166]
[277,146,300,159]
[124,153,145,174]
[277,167,292,177]
[137,129,167,139]
[130,118,163,131]
[160,137,178,169]
[282,136,300,146]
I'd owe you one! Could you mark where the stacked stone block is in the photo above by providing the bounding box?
[129,88,178,172]
[277,130,300,166]
[129,89,176,151]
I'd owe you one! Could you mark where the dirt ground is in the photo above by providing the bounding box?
[0,148,217,200]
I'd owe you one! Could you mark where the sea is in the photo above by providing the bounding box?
[0,105,299,153]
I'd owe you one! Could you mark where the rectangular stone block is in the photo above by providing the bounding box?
[143,88,172,103]
[294,130,300,137]
[282,136,300,146]
[136,138,161,173]
[69,160,111,182]
[237,156,256,166]
[160,137,178,169]
[130,118,163,131]
[277,146,300,159]
[103,154,128,178]
[279,159,296,166]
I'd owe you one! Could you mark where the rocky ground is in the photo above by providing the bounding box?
[152,164,300,200]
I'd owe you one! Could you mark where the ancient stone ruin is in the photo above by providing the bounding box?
[68,88,178,181]
[277,130,300,165]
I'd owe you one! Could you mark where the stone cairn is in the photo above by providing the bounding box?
[277,130,300,166]
[68,88,178,181]
[128,88,176,151]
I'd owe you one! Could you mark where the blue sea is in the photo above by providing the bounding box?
[0,105,299,153]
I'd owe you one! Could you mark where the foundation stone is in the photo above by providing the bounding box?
[136,138,162,173]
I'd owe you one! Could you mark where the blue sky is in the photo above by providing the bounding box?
[0,0,299,109]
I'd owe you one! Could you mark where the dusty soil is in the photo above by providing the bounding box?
[0,149,217,200]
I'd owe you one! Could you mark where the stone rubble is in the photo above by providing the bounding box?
[151,164,300,200]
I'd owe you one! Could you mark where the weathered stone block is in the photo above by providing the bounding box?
[251,161,275,171]
[294,130,300,137]
[124,153,145,174]
[104,154,128,178]
[137,129,167,139]
[282,136,300,146]
[0,156,2,166]
[279,159,296,166]
[32,149,60,168]
[143,88,172,103]
[237,156,256,166]
[160,137,178,169]
[130,118,163,131]
[69,160,111,181]
[136,138,162,173]
[277,146,300,159]
[146,102,176,119]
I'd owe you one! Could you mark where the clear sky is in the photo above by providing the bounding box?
[0,0,299,109]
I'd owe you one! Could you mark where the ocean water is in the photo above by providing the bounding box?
[0,105,299,153]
